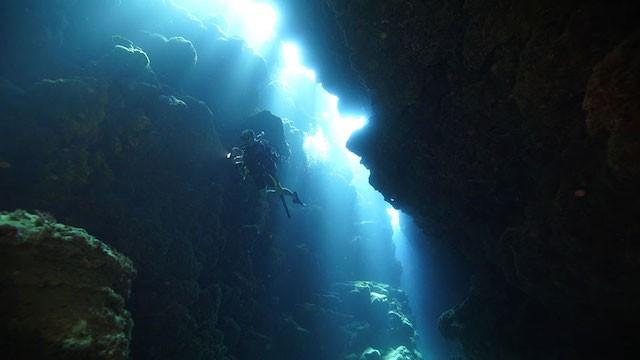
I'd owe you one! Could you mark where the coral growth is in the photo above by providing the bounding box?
[270,281,421,360]
[0,210,135,359]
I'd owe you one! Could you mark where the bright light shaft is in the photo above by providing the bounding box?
[231,1,278,49]
[303,129,330,162]
[175,0,278,51]
[387,208,401,230]
[278,43,366,169]
[280,42,317,84]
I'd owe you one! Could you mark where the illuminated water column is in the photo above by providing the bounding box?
[387,208,430,358]
[167,0,433,356]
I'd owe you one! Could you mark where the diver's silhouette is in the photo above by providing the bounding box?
[229,129,304,218]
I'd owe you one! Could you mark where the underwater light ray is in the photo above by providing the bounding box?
[282,42,301,66]
[272,33,430,357]
[236,1,278,49]
[279,42,317,88]
[333,115,367,147]
[387,208,401,230]
[303,128,330,162]
[175,0,279,52]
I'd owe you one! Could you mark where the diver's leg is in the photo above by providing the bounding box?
[264,174,280,193]
[265,174,305,205]
[280,187,304,206]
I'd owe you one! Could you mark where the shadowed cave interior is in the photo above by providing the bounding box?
[1,1,639,359]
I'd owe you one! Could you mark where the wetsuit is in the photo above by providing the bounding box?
[241,139,278,190]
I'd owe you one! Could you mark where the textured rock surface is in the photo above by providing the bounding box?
[583,31,640,181]
[271,281,421,360]
[8,0,638,358]
[276,0,640,358]
[0,210,135,359]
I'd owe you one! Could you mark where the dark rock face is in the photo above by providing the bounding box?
[583,31,640,182]
[0,23,248,357]
[275,0,640,358]
[0,72,233,358]
[0,210,136,359]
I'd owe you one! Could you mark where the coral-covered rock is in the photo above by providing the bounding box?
[0,69,231,359]
[0,210,136,359]
[140,33,198,88]
[100,43,152,80]
[361,347,382,360]
[271,281,420,360]
[384,346,419,360]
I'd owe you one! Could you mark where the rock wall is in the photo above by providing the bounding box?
[275,0,640,358]
[0,210,135,359]
[0,42,260,358]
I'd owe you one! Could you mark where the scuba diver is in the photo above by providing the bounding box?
[229,129,304,218]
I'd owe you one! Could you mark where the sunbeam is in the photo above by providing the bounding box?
[175,0,279,52]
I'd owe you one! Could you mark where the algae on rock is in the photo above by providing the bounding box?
[0,210,136,359]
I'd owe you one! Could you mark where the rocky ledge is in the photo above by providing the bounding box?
[0,210,136,359]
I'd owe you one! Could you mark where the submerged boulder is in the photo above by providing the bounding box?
[99,38,152,81]
[0,210,136,359]
[139,33,198,88]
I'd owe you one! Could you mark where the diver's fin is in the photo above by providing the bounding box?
[292,192,306,207]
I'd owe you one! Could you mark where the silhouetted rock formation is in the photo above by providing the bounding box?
[278,0,640,358]
[0,210,135,359]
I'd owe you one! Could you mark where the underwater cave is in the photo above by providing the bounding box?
[1,1,639,359]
